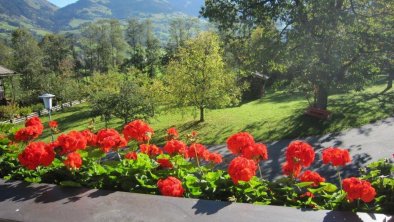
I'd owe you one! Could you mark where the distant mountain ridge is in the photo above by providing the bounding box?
[0,0,205,38]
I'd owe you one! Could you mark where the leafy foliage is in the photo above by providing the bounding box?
[0,120,393,213]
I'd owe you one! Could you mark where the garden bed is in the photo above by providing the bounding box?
[0,179,392,222]
[1,118,393,217]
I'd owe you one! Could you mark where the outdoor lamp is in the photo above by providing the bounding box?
[39,93,55,142]
[39,93,55,110]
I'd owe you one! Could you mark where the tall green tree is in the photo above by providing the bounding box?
[144,20,162,78]
[203,0,389,109]
[11,28,44,102]
[166,32,242,122]
[39,34,73,74]
[80,20,126,74]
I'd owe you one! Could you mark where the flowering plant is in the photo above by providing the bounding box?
[0,118,392,214]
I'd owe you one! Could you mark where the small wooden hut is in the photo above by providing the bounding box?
[0,65,17,105]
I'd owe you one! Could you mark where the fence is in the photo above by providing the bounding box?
[0,100,86,125]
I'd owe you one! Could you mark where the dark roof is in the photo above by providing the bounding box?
[0,65,16,77]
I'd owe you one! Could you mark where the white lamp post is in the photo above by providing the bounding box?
[39,93,55,142]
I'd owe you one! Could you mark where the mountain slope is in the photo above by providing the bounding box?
[0,0,205,39]
[0,0,57,35]
[54,0,203,31]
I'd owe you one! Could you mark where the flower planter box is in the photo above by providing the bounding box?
[0,179,391,222]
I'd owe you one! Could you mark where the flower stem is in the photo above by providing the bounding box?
[336,167,343,190]
[194,152,202,174]
[258,162,263,179]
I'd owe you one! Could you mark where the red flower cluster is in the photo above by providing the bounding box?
[14,117,44,142]
[226,132,268,161]
[57,131,87,154]
[282,161,302,177]
[157,158,173,169]
[208,153,223,164]
[299,170,325,187]
[282,141,315,178]
[49,120,58,128]
[285,141,315,167]
[226,132,255,154]
[342,177,376,203]
[125,152,138,160]
[300,192,315,199]
[228,156,257,184]
[188,143,209,159]
[187,143,223,164]
[157,176,184,197]
[322,147,351,167]
[242,143,268,161]
[166,127,179,140]
[163,139,188,157]
[96,129,127,153]
[18,142,55,170]
[64,152,82,169]
[25,117,43,128]
[140,144,163,156]
[81,130,97,147]
[123,120,154,143]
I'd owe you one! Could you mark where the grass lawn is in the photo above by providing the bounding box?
[17,82,394,145]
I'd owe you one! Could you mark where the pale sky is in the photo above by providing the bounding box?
[48,0,78,7]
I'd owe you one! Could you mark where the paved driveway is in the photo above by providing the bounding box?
[209,117,394,182]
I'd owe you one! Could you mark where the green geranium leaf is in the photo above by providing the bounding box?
[295,182,314,188]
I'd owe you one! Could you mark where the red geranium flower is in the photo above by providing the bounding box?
[208,153,223,164]
[125,151,138,160]
[157,176,184,197]
[282,161,302,178]
[299,170,325,187]
[140,144,163,156]
[241,143,268,161]
[14,126,42,141]
[25,117,43,129]
[322,147,351,167]
[64,152,82,170]
[342,177,376,203]
[157,158,173,169]
[166,127,179,140]
[81,130,97,147]
[123,120,154,143]
[97,129,127,153]
[49,120,58,128]
[226,132,255,155]
[163,139,188,157]
[228,156,257,184]
[57,131,87,155]
[18,142,55,170]
[285,140,315,167]
[300,192,315,198]
[188,143,209,160]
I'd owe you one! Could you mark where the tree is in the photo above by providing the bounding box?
[80,20,126,74]
[166,32,242,122]
[144,20,162,78]
[39,34,73,74]
[202,0,388,109]
[125,18,145,51]
[114,80,154,124]
[11,28,44,102]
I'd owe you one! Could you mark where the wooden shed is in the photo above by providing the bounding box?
[0,65,17,104]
